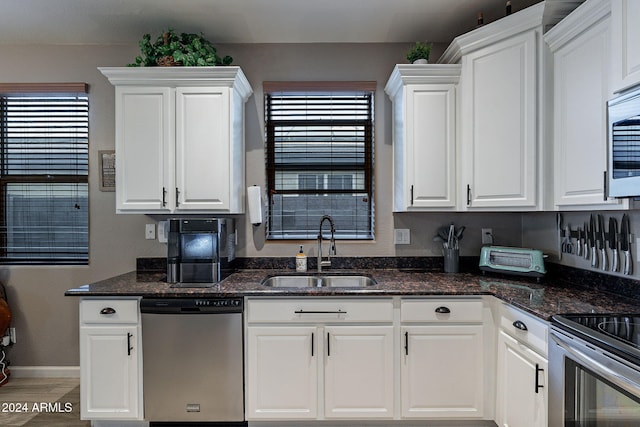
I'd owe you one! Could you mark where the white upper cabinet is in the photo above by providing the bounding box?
[611,0,640,93]
[99,67,253,214]
[439,3,550,211]
[385,65,460,211]
[546,0,627,210]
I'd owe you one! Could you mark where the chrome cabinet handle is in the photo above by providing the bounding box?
[100,307,116,315]
[435,306,451,314]
[162,187,167,207]
[513,320,528,331]
[294,309,347,315]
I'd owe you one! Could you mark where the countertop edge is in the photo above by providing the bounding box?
[65,269,640,322]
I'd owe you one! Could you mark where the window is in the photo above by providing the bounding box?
[0,83,89,264]
[265,82,375,240]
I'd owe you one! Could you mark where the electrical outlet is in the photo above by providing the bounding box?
[145,224,156,240]
[157,220,168,243]
[394,229,411,245]
[482,228,494,245]
[9,327,16,344]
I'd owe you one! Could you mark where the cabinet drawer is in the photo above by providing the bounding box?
[500,303,548,356]
[81,299,139,325]
[401,299,483,323]
[247,298,393,323]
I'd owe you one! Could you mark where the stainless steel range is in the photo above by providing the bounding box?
[550,314,640,426]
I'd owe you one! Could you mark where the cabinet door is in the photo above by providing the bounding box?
[115,86,173,212]
[79,326,141,420]
[496,331,547,427]
[404,84,457,209]
[175,87,231,211]
[461,30,537,209]
[401,325,484,418]
[612,0,640,93]
[324,325,394,418]
[246,326,318,420]
[553,14,622,208]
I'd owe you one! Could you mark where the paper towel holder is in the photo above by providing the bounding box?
[247,185,263,226]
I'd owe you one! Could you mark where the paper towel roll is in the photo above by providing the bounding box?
[247,186,262,226]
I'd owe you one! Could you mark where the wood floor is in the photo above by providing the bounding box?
[0,377,88,426]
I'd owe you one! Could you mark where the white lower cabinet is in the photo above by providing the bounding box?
[246,326,318,419]
[496,331,547,427]
[245,296,547,425]
[401,324,484,418]
[79,298,142,421]
[324,325,394,418]
[496,304,548,427]
[245,298,395,421]
[400,299,486,419]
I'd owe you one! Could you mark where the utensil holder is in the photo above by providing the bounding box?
[443,248,459,273]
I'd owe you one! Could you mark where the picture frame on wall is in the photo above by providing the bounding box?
[99,150,115,192]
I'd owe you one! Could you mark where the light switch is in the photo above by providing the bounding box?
[394,229,410,245]
[145,224,156,240]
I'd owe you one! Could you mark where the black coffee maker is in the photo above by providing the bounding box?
[166,218,235,285]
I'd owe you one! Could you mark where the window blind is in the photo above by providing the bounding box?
[0,84,89,264]
[265,83,375,240]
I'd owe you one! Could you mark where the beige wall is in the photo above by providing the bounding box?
[0,44,167,367]
[0,42,527,367]
[226,43,523,259]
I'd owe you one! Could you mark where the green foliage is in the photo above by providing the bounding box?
[406,41,432,63]
[128,29,233,67]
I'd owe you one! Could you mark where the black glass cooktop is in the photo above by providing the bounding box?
[552,314,640,366]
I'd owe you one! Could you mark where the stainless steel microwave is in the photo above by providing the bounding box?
[608,86,640,197]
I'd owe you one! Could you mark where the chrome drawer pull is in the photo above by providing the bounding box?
[435,306,451,314]
[294,309,346,315]
[100,307,116,315]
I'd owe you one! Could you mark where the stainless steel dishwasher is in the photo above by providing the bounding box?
[140,297,245,425]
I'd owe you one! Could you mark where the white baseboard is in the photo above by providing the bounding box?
[9,366,80,378]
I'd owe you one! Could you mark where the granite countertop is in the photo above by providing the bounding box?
[64,268,640,321]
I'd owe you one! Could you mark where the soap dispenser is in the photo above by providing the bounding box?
[296,245,307,272]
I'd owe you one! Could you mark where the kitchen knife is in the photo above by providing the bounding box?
[590,214,598,268]
[576,226,583,257]
[583,222,589,259]
[563,225,573,254]
[621,214,633,275]
[598,214,608,271]
[557,213,563,261]
[608,217,619,272]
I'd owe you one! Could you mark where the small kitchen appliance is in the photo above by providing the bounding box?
[167,218,235,285]
[608,85,640,197]
[479,246,546,278]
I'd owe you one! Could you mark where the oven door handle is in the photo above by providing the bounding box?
[551,332,640,398]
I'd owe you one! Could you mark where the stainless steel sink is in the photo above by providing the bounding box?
[261,275,322,288]
[261,274,376,288]
[321,275,377,287]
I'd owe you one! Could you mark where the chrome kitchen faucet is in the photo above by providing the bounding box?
[317,215,337,272]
